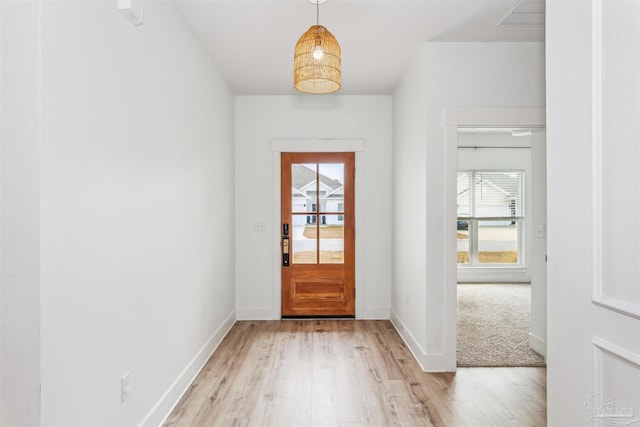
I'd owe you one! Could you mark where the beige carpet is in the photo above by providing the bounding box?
[457,284,546,367]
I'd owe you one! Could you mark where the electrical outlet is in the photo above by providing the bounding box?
[254,221,266,232]
[121,372,131,403]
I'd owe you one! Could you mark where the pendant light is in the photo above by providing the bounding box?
[294,0,341,94]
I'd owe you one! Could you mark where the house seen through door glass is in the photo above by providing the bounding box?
[457,171,524,265]
[291,162,345,264]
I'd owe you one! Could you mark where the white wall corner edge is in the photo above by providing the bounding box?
[117,0,144,26]
[140,310,237,427]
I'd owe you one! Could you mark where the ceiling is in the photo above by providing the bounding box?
[171,0,545,95]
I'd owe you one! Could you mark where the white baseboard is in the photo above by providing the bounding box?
[389,311,456,372]
[237,307,390,320]
[457,269,531,283]
[360,307,390,319]
[423,353,454,372]
[141,310,237,427]
[389,311,426,371]
[529,332,547,358]
[236,307,277,320]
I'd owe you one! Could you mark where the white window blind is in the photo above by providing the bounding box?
[457,171,524,218]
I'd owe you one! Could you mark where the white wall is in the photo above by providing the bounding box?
[392,42,545,371]
[235,96,392,320]
[37,1,236,425]
[547,0,640,423]
[0,2,42,425]
[391,50,429,367]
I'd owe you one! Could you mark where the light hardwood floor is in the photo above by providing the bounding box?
[164,320,546,426]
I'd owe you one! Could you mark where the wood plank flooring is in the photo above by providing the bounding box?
[164,320,546,426]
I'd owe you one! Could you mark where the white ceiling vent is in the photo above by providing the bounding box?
[498,0,545,27]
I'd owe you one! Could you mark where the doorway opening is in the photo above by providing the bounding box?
[455,127,546,367]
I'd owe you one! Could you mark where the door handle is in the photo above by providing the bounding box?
[282,236,290,267]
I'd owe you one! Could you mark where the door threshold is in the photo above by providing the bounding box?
[281,315,355,320]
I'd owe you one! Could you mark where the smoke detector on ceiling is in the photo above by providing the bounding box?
[498,0,545,27]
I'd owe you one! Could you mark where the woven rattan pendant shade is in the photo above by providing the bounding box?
[294,25,341,94]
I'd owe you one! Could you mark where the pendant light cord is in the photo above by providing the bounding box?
[316,0,320,25]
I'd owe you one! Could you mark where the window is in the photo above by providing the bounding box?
[290,162,347,264]
[457,171,524,266]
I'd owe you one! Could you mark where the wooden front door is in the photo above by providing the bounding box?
[281,152,355,317]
